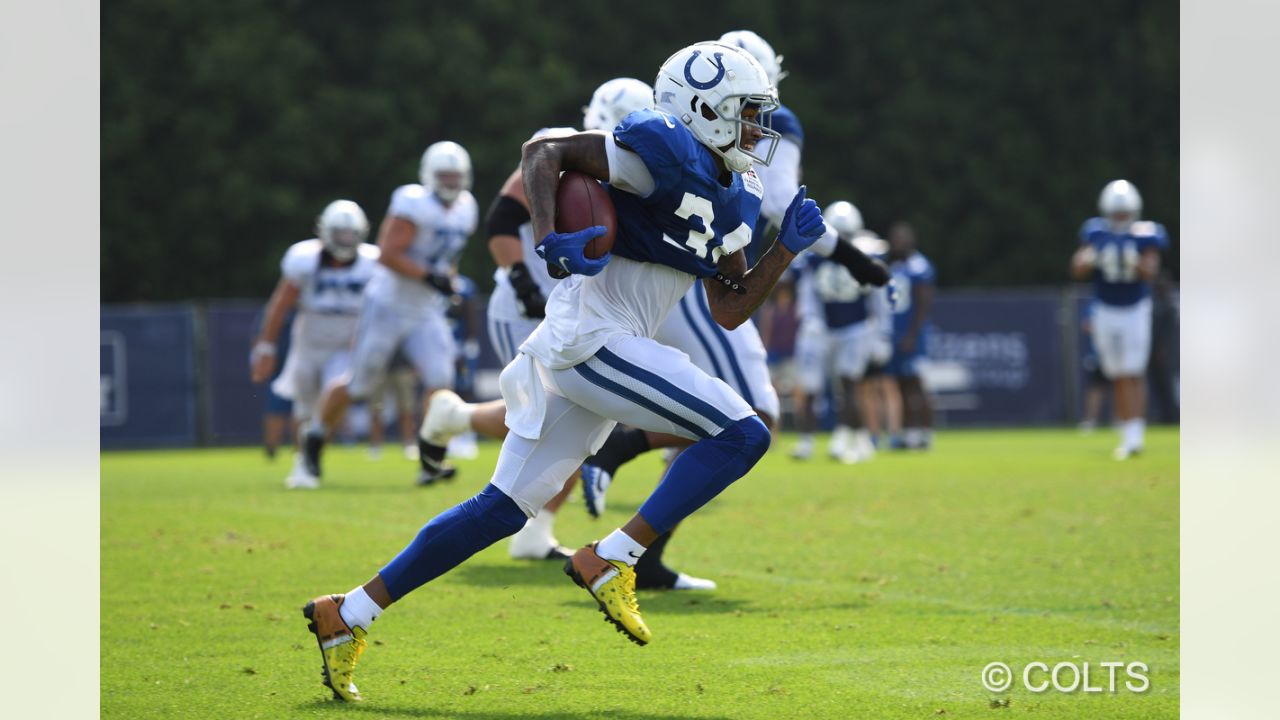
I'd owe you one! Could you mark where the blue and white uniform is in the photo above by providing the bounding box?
[271,239,380,419]
[1079,218,1168,377]
[496,109,763,515]
[747,103,804,265]
[793,231,892,392]
[346,185,478,397]
[885,251,936,377]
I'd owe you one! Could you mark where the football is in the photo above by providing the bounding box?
[555,171,616,258]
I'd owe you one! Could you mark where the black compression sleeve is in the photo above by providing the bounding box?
[485,194,531,239]
[830,240,891,286]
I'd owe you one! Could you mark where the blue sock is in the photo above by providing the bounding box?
[379,483,528,601]
[637,416,770,534]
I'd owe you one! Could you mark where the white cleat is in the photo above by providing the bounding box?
[508,518,571,560]
[402,443,419,461]
[1113,445,1143,461]
[828,426,853,460]
[285,454,320,489]
[672,573,717,591]
[421,390,470,445]
[366,445,383,461]
[837,445,868,465]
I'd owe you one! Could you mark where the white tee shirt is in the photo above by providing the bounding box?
[281,239,380,349]
[365,184,478,314]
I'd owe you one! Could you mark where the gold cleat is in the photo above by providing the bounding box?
[302,594,368,702]
[564,543,651,645]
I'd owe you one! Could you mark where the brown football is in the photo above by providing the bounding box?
[554,171,616,259]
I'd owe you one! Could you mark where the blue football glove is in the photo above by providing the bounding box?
[777,185,825,254]
[535,226,611,277]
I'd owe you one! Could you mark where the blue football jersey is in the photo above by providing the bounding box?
[607,109,763,278]
[1079,218,1169,306]
[889,252,936,337]
[802,253,870,329]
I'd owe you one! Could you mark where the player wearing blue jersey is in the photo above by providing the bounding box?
[884,222,936,450]
[1070,180,1168,459]
[300,43,827,701]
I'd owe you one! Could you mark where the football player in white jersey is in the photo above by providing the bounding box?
[300,142,479,484]
[789,201,892,463]
[414,79,653,561]
[251,201,380,488]
[301,43,831,700]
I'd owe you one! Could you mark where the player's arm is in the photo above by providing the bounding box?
[1137,247,1160,282]
[377,214,453,294]
[900,280,934,353]
[521,132,611,240]
[250,277,300,383]
[487,168,547,318]
[704,243,795,330]
[824,238,891,286]
[1070,244,1097,280]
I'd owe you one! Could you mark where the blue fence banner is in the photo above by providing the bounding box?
[923,292,1066,426]
[101,306,198,448]
[206,305,273,445]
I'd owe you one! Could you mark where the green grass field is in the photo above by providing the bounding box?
[102,428,1178,719]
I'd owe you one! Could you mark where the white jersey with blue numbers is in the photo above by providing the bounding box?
[521,109,763,369]
[365,184,478,315]
[281,239,380,350]
[1079,218,1169,307]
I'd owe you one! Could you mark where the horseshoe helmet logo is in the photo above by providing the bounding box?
[683,50,726,90]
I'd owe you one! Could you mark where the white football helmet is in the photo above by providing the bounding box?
[419,141,472,204]
[654,41,780,173]
[583,78,654,132]
[316,200,369,262]
[719,30,787,87]
[1099,179,1142,229]
[824,201,864,240]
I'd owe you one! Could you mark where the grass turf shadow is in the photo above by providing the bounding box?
[296,700,734,720]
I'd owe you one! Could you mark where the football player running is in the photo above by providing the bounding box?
[301,42,828,701]
[1070,180,1168,459]
[251,201,379,489]
[789,201,893,463]
[418,78,654,561]
[299,142,478,484]
[575,31,884,590]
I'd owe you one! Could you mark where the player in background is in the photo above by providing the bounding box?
[299,143,478,484]
[789,202,892,463]
[256,312,295,460]
[720,30,802,266]
[884,222,936,450]
[301,43,828,701]
[416,78,654,561]
[251,201,379,488]
[1077,300,1109,433]
[1070,180,1168,459]
[851,231,896,447]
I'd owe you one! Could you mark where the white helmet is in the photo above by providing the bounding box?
[1098,179,1142,229]
[824,201,864,239]
[419,141,472,204]
[316,200,369,262]
[583,78,654,132]
[654,41,780,173]
[719,30,786,87]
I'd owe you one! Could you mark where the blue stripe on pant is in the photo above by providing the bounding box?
[678,295,726,379]
[593,346,733,432]
[572,362,710,439]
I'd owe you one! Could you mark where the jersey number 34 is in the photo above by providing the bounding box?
[671,192,752,262]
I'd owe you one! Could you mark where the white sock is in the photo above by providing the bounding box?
[1125,418,1145,448]
[595,529,646,566]
[529,510,556,542]
[339,586,383,632]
